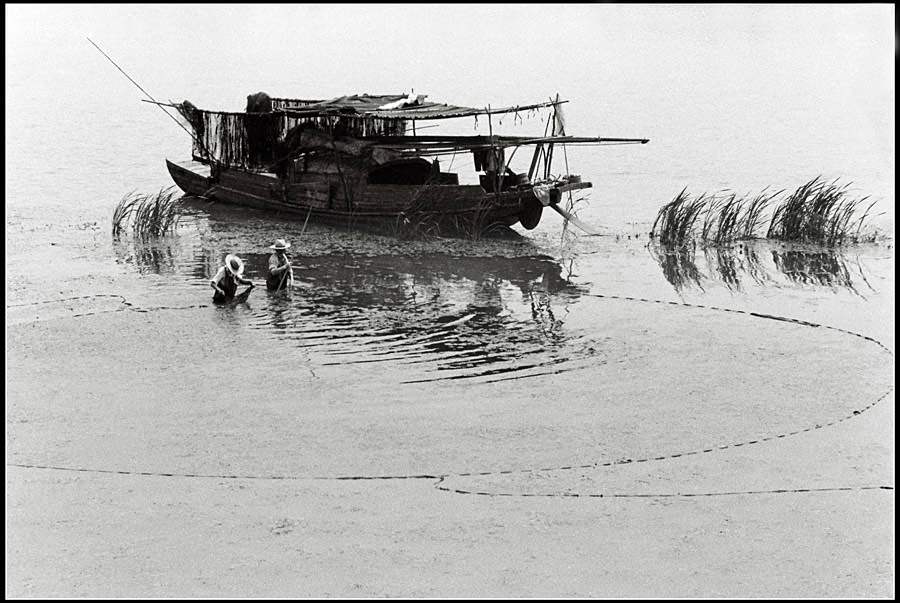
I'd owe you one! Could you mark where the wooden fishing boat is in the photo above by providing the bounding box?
[165,92,648,236]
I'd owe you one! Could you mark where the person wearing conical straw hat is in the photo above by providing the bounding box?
[211,254,254,303]
[266,238,294,291]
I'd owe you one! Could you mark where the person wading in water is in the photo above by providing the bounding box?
[211,254,254,303]
[266,238,294,291]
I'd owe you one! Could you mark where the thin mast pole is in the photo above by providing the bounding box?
[544,95,561,180]
[487,105,501,197]
[87,37,192,140]
[88,37,219,165]
[528,111,552,181]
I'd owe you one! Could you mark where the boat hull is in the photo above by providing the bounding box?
[166,159,543,235]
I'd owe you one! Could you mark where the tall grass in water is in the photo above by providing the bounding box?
[767,176,877,246]
[741,188,783,240]
[651,188,707,246]
[699,188,785,243]
[111,191,139,236]
[701,193,740,243]
[112,187,183,238]
[653,177,877,246]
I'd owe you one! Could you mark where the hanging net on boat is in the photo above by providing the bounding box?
[178,100,408,171]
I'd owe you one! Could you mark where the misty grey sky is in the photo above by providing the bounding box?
[6,3,894,211]
[7,3,894,111]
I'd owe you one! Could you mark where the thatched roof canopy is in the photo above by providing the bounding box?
[277,93,564,121]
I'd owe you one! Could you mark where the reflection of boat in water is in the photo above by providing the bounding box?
[648,240,874,294]
[255,250,587,381]
[165,91,647,236]
[114,224,592,382]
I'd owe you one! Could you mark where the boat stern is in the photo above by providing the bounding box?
[166,159,213,197]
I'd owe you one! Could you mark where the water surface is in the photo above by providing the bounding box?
[6,3,894,471]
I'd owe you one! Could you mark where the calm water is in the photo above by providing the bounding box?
[6,11,895,599]
[7,4,895,361]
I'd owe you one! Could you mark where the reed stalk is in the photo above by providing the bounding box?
[741,188,782,239]
[651,188,706,246]
[766,177,875,246]
[655,177,877,246]
[111,186,183,238]
[112,190,140,236]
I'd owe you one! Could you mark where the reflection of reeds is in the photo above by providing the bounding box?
[771,248,856,290]
[650,239,867,294]
[648,242,705,292]
[112,187,183,238]
[699,243,768,291]
[704,244,741,290]
[734,242,770,286]
[653,177,877,246]
[133,242,177,275]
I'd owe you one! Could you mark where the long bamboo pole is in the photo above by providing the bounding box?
[276,207,309,290]
[88,38,192,141]
[365,135,649,147]
[486,105,502,197]
[528,112,553,181]
[281,99,569,120]
[544,95,561,180]
[88,38,220,164]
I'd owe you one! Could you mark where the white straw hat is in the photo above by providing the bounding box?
[270,238,291,250]
[224,254,245,275]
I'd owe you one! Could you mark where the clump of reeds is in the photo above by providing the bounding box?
[650,188,708,246]
[652,177,878,247]
[700,193,738,243]
[741,188,783,240]
[111,192,139,237]
[696,188,785,244]
[766,176,877,246]
[112,187,183,238]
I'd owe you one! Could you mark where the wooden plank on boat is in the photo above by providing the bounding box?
[354,184,418,211]
[212,183,325,218]
[364,134,649,150]
[166,159,211,196]
[218,171,278,201]
[358,184,490,212]
[304,158,370,180]
[213,184,271,206]
[284,182,331,209]
[218,169,279,187]
[173,159,212,178]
